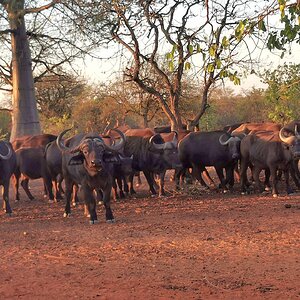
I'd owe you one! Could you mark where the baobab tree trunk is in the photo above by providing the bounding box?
[7,1,41,141]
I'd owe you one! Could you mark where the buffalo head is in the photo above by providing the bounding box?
[149,132,182,169]
[57,128,126,173]
[219,133,241,160]
[279,125,300,158]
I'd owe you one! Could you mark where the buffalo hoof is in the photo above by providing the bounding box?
[106,219,116,223]
[272,193,278,198]
[63,212,71,218]
[89,219,99,225]
[5,212,12,216]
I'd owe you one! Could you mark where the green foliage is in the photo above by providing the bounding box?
[0,111,11,140]
[40,114,73,135]
[262,63,300,124]
[235,20,247,40]
[265,2,300,52]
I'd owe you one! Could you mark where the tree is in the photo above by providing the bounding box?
[35,72,85,119]
[0,1,103,140]
[262,63,300,124]
[91,0,276,130]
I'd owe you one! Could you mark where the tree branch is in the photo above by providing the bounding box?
[24,0,60,14]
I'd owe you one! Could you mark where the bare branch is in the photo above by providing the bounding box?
[24,1,60,15]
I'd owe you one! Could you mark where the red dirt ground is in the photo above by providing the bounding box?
[0,172,299,300]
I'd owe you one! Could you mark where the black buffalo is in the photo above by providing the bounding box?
[177,131,242,190]
[13,147,55,202]
[123,133,181,197]
[0,141,16,214]
[240,127,300,196]
[56,128,126,224]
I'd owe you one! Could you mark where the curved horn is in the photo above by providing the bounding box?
[219,134,241,146]
[105,128,126,152]
[279,128,296,145]
[219,133,231,145]
[295,125,300,138]
[149,134,165,150]
[56,128,81,153]
[0,141,12,160]
[171,131,179,146]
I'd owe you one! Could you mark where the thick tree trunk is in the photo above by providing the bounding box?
[8,2,41,141]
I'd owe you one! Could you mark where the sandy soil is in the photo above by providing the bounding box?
[0,173,299,300]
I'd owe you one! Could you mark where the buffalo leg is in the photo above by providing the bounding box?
[175,167,185,190]
[2,182,12,214]
[12,174,20,202]
[21,177,35,200]
[225,166,235,190]
[215,167,227,189]
[71,184,79,206]
[128,173,137,195]
[64,178,73,217]
[270,167,279,196]
[53,179,63,201]
[116,177,126,198]
[112,179,119,200]
[43,173,55,203]
[283,168,294,194]
[191,163,209,188]
[82,186,98,224]
[252,167,264,193]
[240,158,250,194]
[143,170,157,195]
[290,162,300,189]
[102,185,114,222]
[202,168,215,186]
[263,169,271,191]
[293,159,300,181]
[157,170,166,197]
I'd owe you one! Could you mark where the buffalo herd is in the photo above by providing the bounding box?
[0,120,299,223]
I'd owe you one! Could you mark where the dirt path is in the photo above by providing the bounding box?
[0,177,299,299]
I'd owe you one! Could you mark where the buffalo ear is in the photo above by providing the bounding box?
[69,153,84,165]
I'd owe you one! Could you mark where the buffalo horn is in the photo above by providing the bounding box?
[105,129,126,152]
[219,134,231,145]
[149,134,165,150]
[295,125,300,138]
[279,128,296,145]
[171,131,179,146]
[219,134,240,145]
[0,141,12,160]
[56,128,81,153]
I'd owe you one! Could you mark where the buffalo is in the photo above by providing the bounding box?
[13,147,55,202]
[56,128,126,224]
[177,131,242,190]
[123,132,181,197]
[240,127,300,196]
[0,141,16,215]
